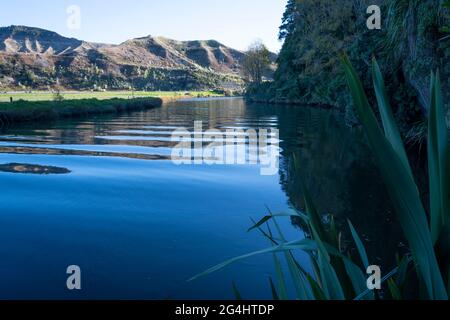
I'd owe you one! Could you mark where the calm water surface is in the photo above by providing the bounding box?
[0,98,399,299]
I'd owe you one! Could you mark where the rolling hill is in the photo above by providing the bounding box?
[0,25,271,92]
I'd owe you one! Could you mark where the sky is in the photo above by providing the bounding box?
[0,0,287,52]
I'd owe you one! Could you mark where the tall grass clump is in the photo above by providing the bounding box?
[190,58,450,300]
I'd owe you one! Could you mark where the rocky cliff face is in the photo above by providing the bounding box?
[0,25,254,91]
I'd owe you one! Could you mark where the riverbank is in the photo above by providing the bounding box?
[0,90,234,126]
[0,90,224,103]
[0,97,163,126]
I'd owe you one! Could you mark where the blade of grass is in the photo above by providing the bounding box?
[268,278,280,300]
[301,181,355,298]
[271,253,289,300]
[188,238,318,282]
[372,58,414,180]
[388,279,402,300]
[271,217,315,300]
[299,180,328,242]
[292,154,328,241]
[310,225,345,300]
[428,71,450,244]
[348,220,370,269]
[302,191,345,299]
[294,259,327,300]
[248,210,307,232]
[395,255,412,288]
[232,281,243,300]
[265,222,289,300]
[265,218,326,300]
[343,259,374,300]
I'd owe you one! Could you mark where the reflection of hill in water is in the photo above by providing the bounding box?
[0,99,251,162]
[0,163,70,174]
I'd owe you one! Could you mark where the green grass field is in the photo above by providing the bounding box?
[0,90,223,103]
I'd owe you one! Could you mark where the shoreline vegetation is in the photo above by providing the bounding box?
[192,58,450,301]
[0,90,226,126]
[245,0,449,129]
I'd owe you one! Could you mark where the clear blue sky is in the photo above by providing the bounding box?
[0,0,287,52]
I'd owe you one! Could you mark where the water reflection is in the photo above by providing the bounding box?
[273,106,404,270]
[0,163,71,174]
[0,98,404,298]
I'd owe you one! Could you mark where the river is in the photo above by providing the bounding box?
[0,97,401,299]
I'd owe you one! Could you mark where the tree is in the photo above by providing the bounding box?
[279,0,297,40]
[242,41,271,84]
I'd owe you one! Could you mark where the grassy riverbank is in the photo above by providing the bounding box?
[0,90,228,126]
[0,97,163,126]
[0,90,223,103]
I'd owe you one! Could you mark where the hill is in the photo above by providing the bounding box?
[0,25,266,92]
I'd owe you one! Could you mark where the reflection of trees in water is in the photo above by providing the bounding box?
[273,106,405,270]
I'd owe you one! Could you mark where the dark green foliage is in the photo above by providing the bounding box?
[279,0,297,41]
[192,59,450,300]
[248,0,449,129]
[342,57,448,299]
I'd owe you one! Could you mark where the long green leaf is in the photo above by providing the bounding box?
[388,279,402,300]
[250,218,295,300]
[302,191,345,300]
[310,225,345,300]
[428,71,450,244]
[188,239,318,282]
[341,55,447,299]
[300,178,355,298]
[300,180,328,242]
[292,258,327,300]
[268,278,279,300]
[343,259,373,300]
[395,255,412,288]
[248,210,306,232]
[272,218,315,300]
[348,220,369,269]
[272,253,288,300]
[253,218,313,300]
[232,281,243,300]
[372,58,414,180]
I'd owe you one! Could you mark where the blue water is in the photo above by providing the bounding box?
[0,98,304,299]
[0,97,400,299]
